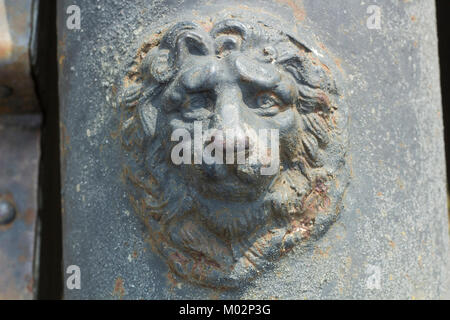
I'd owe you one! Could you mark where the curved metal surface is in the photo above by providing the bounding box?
[58,0,449,299]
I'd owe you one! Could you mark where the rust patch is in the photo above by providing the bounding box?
[112,277,125,299]
[314,245,331,259]
[59,55,65,67]
[24,208,35,226]
[277,0,306,21]
[0,120,40,299]
[389,240,396,249]
[197,19,214,32]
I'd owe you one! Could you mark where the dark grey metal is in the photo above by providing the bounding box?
[0,0,41,300]
[0,85,13,99]
[0,115,41,300]
[59,0,449,299]
[117,17,348,289]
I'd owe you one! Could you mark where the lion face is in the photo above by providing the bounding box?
[161,48,302,201]
[118,18,349,288]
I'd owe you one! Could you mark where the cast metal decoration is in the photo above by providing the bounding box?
[117,16,349,288]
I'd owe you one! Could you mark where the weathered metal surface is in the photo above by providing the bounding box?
[0,0,39,114]
[0,114,41,300]
[59,0,449,299]
[117,17,349,288]
[0,0,41,299]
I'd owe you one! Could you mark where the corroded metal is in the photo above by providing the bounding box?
[0,0,39,114]
[0,115,41,300]
[60,0,448,299]
[0,0,40,300]
[118,17,348,288]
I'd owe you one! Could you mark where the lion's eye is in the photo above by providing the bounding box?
[188,94,207,108]
[183,93,215,109]
[257,94,281,108]
[257,94,278,109]
[251,92,287,117]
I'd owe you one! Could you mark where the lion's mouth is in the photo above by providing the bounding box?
[188,161,276,201]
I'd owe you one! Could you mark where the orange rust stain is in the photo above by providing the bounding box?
[277,0,306,21]
[318,42,327,51]
[197,19,214,32]
[25,274,34,293]
[24,208,35,226]
[59,55,65,67]
[113,277,125,299]
[411,15,416,22]
[314,245,331,258]
[209,292,221,300]
[389,240,396,249]
[333,57,344,74]
[166,271,179,288]
[0,41,13,60]
[314,39,344,75]
[58,33,67,49]
[0,221,13,232]
[122,31,165,85]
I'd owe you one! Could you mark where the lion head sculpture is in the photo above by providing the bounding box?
[117,18,349,288]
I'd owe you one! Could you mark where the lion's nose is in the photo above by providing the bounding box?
[211,85,255,153]
[218,103,241,127]
[213,100,251,151]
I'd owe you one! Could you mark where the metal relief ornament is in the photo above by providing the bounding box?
[117,16,349,288]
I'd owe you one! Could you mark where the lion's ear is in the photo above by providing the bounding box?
[141,48,175,83]
[278,53,326,89]
[176,31,213,59]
